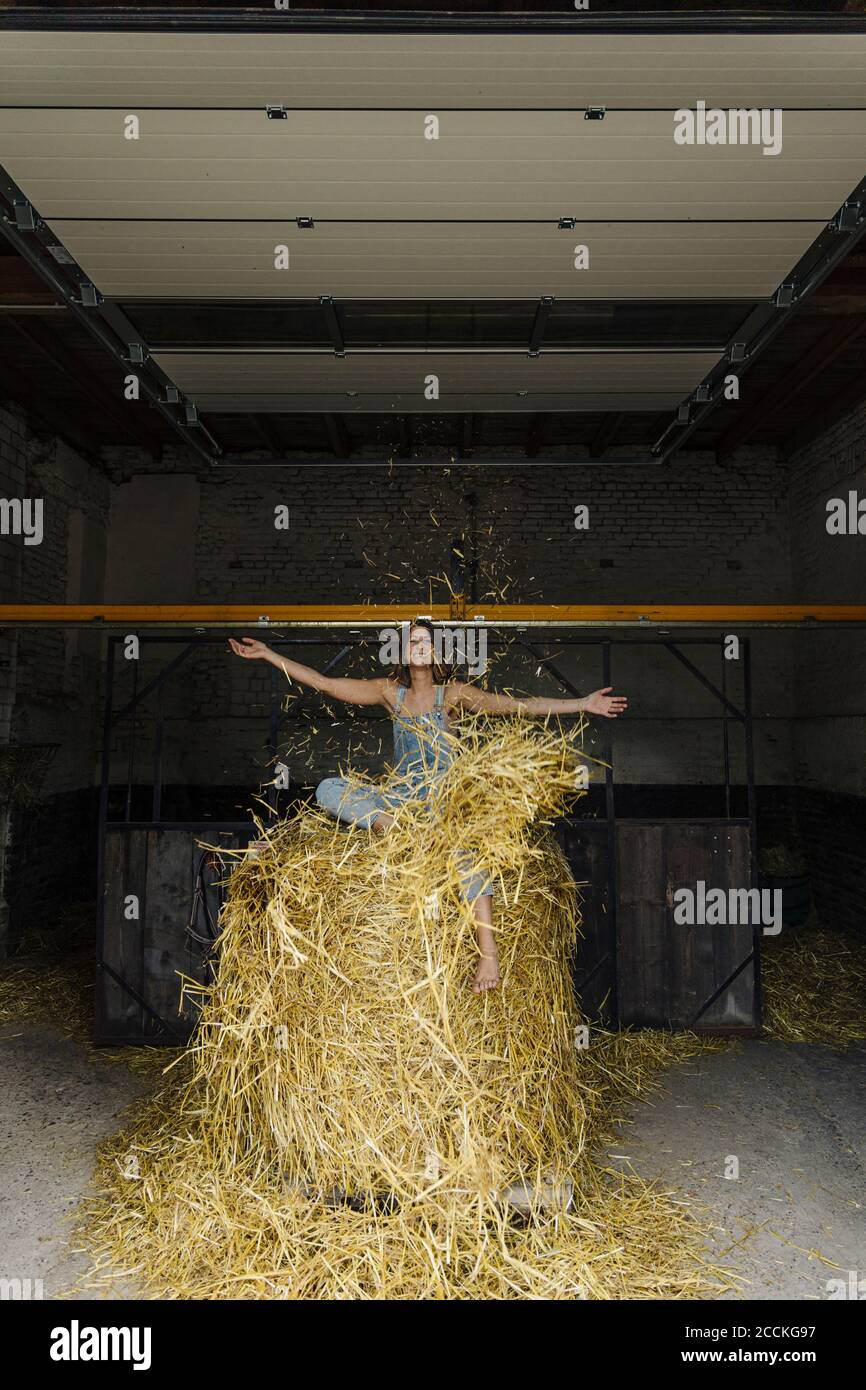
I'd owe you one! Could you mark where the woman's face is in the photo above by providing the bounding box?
[408,624,434,667]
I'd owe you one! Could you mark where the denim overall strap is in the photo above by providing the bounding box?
[434,685,445,713]
[395,684,407,713]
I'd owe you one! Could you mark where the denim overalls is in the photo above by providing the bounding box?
[315,685,492,903]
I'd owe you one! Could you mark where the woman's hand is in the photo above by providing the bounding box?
[228,637,271,660]
[582,687,628,719]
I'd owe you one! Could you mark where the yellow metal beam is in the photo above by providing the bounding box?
[1,604,866,627]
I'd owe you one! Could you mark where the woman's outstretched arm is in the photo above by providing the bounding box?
[451,681,628,719]
[228,637,387,707]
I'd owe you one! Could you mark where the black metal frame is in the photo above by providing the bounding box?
[0,169,223,465]
[2,153,864,467]
[96,626,759,1040]
[2,7,864,36]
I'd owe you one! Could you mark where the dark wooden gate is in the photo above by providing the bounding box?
[96,825,251,1045]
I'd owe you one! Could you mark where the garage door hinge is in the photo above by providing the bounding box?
[583,107,606,121]
[773,284,795,308]
[266,105,287,120]
[296,216,315,229]
[558,217,576,229]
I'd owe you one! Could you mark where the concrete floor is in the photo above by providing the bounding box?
[1,1019,863,1300]
[0,1022,151,1300]
[609,1039,866,1300]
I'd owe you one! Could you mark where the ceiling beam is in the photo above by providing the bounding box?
[253,413,284,454]
[525,413,548,458]
[780,366,866,458]
[589,412,623,456]
[0,256,57,305]
[717,316,866,456]
[322,412,350,459]
[5,313,163,452]
[396,416,412,459]
[457,413,475,458]
[0,356,101,459]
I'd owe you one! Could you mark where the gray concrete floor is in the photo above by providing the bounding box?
[1,1020,863,1299]
[0,1021,152,1300]
[608,1039,866,1300]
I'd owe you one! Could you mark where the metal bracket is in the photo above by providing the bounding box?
[296,216,315,229]
[265,105,287,120]
[695,384,711,403]
[584,107,606,120]
[529,294,555,355]
[320,294,345,353]
[774,284,795,308]
[127,343,146,365]
[46,243,75,265]
[79,281,101,308]
[831,202,861,233]
[558,216,576,230]
[184,402,199,426]
[677,404,690,424]
[729,342,747,363]
[12,199,36,231]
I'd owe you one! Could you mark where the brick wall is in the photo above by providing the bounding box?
[0,404,110,951]
[104,443,790,789]
[783,400,866,934]
[3,406,863,942]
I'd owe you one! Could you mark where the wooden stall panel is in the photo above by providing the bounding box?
[557,820,613,1027]
[99,827,149,1040]
[616,820,757,1033]
[97,827,249,1044]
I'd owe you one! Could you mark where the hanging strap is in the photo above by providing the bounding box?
[434,685,445,710]
[395,684,406,712]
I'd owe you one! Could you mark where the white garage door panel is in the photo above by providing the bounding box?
[49,220,825,300]
[154,350,722,392]
[1,111,863,220]
[0,32,865,109]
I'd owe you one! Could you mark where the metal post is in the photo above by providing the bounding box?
[721,634,731,818]
[743,636,762,1028]
[602,638,619,1026]
[151,680,164,823]
[268,662,280,814]
[94,636,116,1036]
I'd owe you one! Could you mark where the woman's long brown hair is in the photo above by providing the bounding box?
[391,619,455,689]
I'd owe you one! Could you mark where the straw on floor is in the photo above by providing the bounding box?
[78,715,736,1299]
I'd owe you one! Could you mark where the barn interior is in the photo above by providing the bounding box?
[0,0,865,1303]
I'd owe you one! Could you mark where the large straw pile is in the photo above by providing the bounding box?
[79,716,735,1299]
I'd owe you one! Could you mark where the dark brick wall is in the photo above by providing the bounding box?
[1,403,110,953]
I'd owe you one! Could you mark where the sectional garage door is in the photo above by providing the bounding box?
[0,23,864,433]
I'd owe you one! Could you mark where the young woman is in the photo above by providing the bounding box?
[229,622,627,994]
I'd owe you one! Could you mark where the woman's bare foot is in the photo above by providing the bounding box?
[473,951,500,993]
[372,813,394,834]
